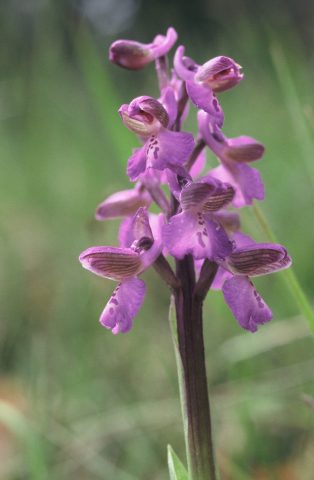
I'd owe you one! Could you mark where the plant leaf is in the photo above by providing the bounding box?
[167,444,188,480]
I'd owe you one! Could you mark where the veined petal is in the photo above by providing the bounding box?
[79,246,141,281]
[132,96,169,128]
[222,276,272,332]
[180,181,216,211]
[201,181,235,212]
[195,56,243,93]
[127,147,147,181]
[163,211,233,260]
[227,243,292,276]
[209,163,264,207]
[146,129,195,171]
[100,278,146,334]
[95,185,151,220]
[224,136,265,162]
[186,81,224,122]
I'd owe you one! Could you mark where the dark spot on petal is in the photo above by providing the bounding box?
[153,147,159,159]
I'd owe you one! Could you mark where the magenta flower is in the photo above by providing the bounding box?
[198,110,265,207]
[109,27,177,70]
[163,177,235,260]
[119,95,195,181]
[79,208,162,334]
[174,46,243,120]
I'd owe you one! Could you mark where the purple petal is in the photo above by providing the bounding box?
[209,163,264,207]
[186,81,224,122]
[180,181,216,211]
[195,56,244,93]
[166,169,192,200]
[79,246,142,281]
[100,278,146,334]
[227,243,292,277]
[139,214,164,269]
[127,147,147,182]
[212,211,240,233]
[119,217,134,248]
[211,266,233,290]
[163,211,233,260]
[197,109,226,153]
[129,207,154,249]
[222,276,272,332]
[224,136,265,162]
[95,185,151,220]
[160,86,178,128]
[109,27,177,70]
[150,27,178,59]
[201,181,235,212]
[189,149,206,179]
[120,97,167,136]
[146,129,195,172]
[174,46,197,82]
[203,216,234,261]
[119,212,164,267]
[232,231,255,248]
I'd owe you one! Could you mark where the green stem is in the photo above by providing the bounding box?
[170,255,217,480]
[252,202,314,332]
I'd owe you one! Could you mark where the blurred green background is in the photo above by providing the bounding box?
[1,0,314,478]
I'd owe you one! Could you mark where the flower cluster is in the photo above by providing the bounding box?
[79,27,291,334]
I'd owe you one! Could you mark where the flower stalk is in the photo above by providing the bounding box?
[173,256,218,480]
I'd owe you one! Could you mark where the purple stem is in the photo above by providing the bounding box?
[174,256,218,480]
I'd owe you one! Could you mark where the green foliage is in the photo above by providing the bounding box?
[168,445,188,480]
